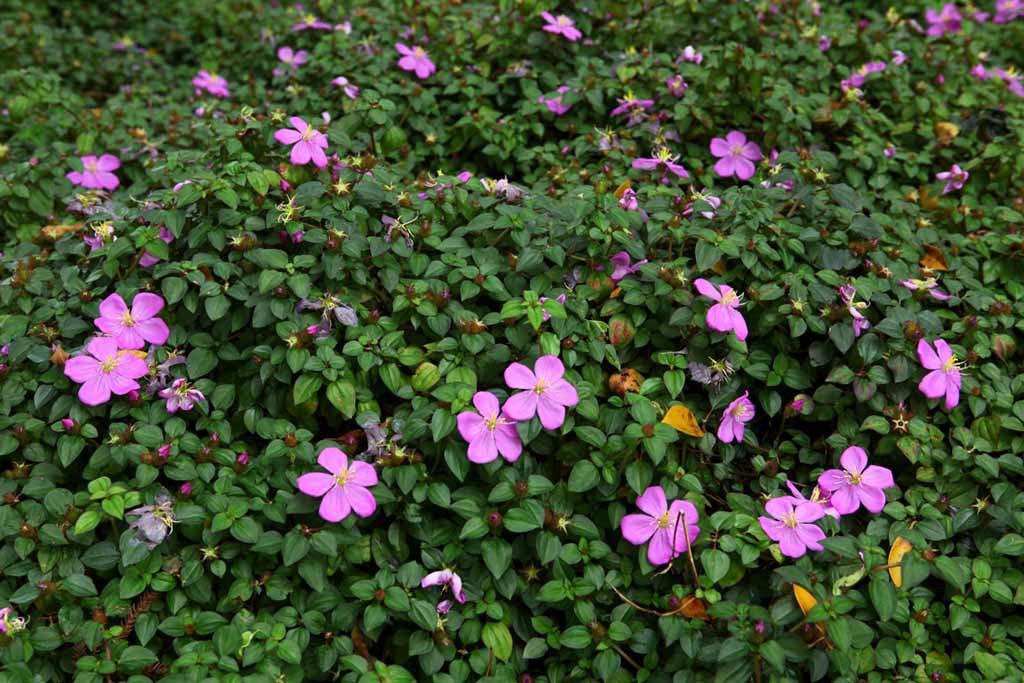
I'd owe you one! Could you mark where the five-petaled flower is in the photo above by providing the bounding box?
[818,446,895,515]
[192,70,230,98]
[758,497,826,558]
[620,486,700,566]
[64,337,149,406]
[540,11,583,41]
[395,43,436,79]
[718,391,755,443]
[277,46,309,70]
[710,131,763,181]
[917,338,963,409]
[457,391,522,463]
[159,378,206,413]
[94,293,170,350]
[296,448,378,522]
[936,163,968,194]
[503,355,579,430]
[694,279,748,340]
[67,155,121,191]
[274,117,330,168]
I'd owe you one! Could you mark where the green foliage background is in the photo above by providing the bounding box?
[1,1,1024,681]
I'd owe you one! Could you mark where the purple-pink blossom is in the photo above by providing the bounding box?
[140,227,174,267]
[901,277,951,301]
[818,446,894,515]
[63,337,149,406]
[609,93,654,118]
[94,292,170,350]
[292,13,332,31]
[678,45,703,64]
[621,486,700,566]
[296,448,378,522]
[683,190,721,219]
[936,164,968,194]
[331,76,360,100]
[274,117,329,168]
[456,391,522,464]
[503,355,579,430]
[192,70,230,98]
[67,155,120,191]
[395,43,436,79]
[619,188,639,211]
[838,284,871,337]
[917,338,962,409]
[694,279,748,340]
[540,11,582,41]
[758,497,826,558]
[421,569,466,610]
[925,3,963,36]
[781,481,839,519]
[277,46,309,70]
[609,251,648,282]
[158,378,206,413]
[665,74,688,97]
[632,148,689,181]
[710,131,763,181]
[717,391,755,444]
[538,86,572,115]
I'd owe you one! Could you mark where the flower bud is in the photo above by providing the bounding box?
[608,315,635,347]
[178,482,193,497]
[61,418,76,431]
[993,334,1016,361]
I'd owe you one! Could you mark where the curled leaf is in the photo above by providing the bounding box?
[888,537,913,588]
[662,404,705,437]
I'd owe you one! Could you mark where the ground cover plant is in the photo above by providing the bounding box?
[1,0,1024,681]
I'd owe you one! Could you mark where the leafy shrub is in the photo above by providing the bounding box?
[1,1,1024,682]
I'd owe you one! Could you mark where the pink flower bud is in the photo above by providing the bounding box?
[61,418,76,430]
[179,482,193,496]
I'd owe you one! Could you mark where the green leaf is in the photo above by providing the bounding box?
[293,374,323,405]
[482,622,513,662]
[481,538,512,579]
[567,460,599,493]
[701,549,730,585]
[63,574,98,597]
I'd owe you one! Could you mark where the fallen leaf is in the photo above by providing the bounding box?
[613,180,632,199]
[792,584,818,616]
[920,244,948,271]
[677,595,709,621]
[40,223,83,241]
[662,404,705,437]
[888,537,913,588]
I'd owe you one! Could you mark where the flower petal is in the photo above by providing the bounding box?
[693,278,722,301]
[918,370,947,399]
[467,433,499,463]
[534,355,565,382]
[536,396,566,430]
[343,485,377,518]
[636,486,667,517]
[297,473,335,497]
[347,461,378,487]
[318,486,351,522]
[99,294,129,319]
[130,292,164,319]
[504,362,536,390]
[859,465,893,489]
[472,391,501,416]
[620,513,658,545]
[318,447,348,475]
[502,391,537,422]
[495,425,522,462]
[839,446,868,475]
[544,378,578,407]
[916,339,940,369]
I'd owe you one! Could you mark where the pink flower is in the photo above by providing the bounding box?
[277,46,309,70]
[665,74,688,97]
[540,11,582,41]
[620,486,700,566]
[296,447,378,522]
[192,70,230,98]
[292,14,332,31]
[936,164,968,194]
[717,391,755,444]
[158,378,206,413]
[94,293,170,350]
[457,171,473,183]
[683,190,721,219]
[925,3,963,36]
[83,222,116,251]
[395,43,436,79]
[884,145,897,158]
[421,569,466,605]
[818,35,832,51]
[609,93,654,118]
[139,227,174,267]
[818,446,895,515]
[694,279,748,340]
[782,481,839,519]
[632,148,689,181]
[179,482,193,496]
[503,355,579,430]
[63,337,149,406]
[331,76,360,100]
[67,155,120,191]
[901,277,951,301]
[994,0,1024,23]
[538,86,572,115]
[619,188,639,211]
[678,45,703,64]
[710,131,763,181]
[891,50,908,66]
[971,64,991,80]
[457,391,522,464]
[540,293,567,322]
[758,497,826,558]
[917,338,962,409]
[609,251,648,282]
[838,284,871,337]
[274,117,329,168]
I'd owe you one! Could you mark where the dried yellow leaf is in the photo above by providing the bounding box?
[662,404,705,438]
[888,537,913,588]
[792,584,818,616]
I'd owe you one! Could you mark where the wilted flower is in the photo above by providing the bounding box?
[901,277,951,301]
[678,45,703,64]
[0,607,28,635]
[609,251,648,282]
[158,378,205,413]
[838,284,871,337]
[292,13,332,31]
[538,86,572,115]
[632,147,689,181]
[277,46,309,70]
[621,486,700,566]
[127,492,176,549]
[331,76,360,99]
[421,569,466,609]
[665,74,688,97]
[139,227,175,267]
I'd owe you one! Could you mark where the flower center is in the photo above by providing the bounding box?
[657,512,671,528]
[731,403,747,418]
[721,291,738,306]
[943,354,959,373]
[121,312,136,328]
[557,16,571,25]
[334,468,351,486]
[414,47,426,58]
[86,160,98,173]
[301,125,317,141]
[485,413,499,430]
[783,511,799,528]
[534,379,547,395]
[730,143,745,157]
[100,356,120,373]
[845,470,862,486]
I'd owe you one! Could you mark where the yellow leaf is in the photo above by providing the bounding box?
[792,584,818,616]
[888,537,913,588]
[613,180,632,199]
[662,404,705,437]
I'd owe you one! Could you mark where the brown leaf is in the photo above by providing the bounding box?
[920,244,948,271]
[40,223,83,241]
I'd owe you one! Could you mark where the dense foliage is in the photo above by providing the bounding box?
[2,1,1024,681]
